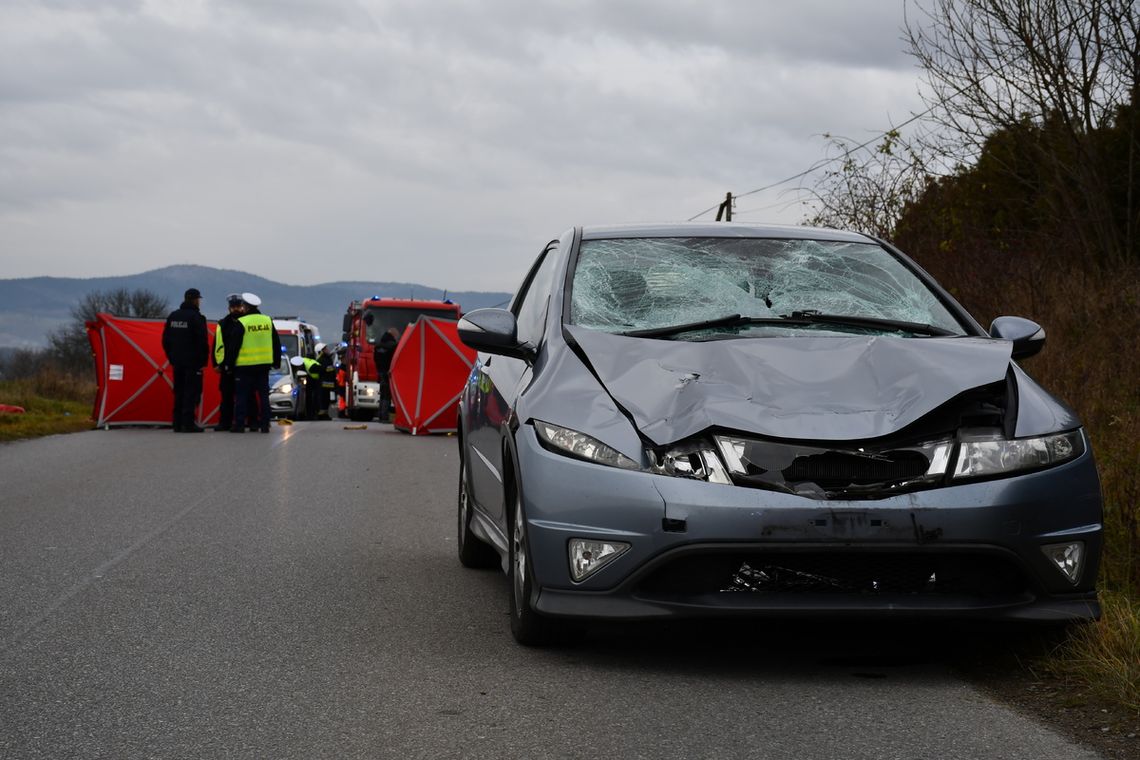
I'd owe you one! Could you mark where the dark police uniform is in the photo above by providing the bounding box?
[212,294,245,431]
[161,289,209,432]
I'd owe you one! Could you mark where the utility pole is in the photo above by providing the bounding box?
[715,191,733,221]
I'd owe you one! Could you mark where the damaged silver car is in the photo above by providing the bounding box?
[456,223,1102,645]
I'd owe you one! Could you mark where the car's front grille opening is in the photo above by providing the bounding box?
[718,434,953,500]
[782,451,930,488]
[636,552,1029,598]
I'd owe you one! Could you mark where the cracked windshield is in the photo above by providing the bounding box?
[570,237,965,338]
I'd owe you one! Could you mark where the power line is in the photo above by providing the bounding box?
[691,0,1102,223]
[688,109,932,222]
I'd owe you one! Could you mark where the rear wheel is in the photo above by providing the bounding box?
[457,454,498,568]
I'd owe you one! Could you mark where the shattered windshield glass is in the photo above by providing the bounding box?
[569,237,965,337]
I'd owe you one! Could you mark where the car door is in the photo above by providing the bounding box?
[466,240,561,527]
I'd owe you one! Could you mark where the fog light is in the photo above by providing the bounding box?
[569,538,630,582]
[1041,542,1084,584]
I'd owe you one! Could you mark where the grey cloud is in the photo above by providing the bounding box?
[0,0,927,290]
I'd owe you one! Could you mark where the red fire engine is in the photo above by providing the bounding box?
[340,297,462,421]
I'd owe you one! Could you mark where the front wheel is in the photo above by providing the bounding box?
[508,483,563,646]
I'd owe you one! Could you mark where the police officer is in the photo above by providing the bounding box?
[162,287,209,432]
[212,293,245,431]
[297,354,322,420]
[230,292,281,434]
[315,342,337,419]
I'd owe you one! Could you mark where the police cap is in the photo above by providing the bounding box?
[241,292,262,307]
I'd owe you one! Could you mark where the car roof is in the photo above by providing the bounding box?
[579,222,875,243]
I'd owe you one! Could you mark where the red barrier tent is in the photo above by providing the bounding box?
[389,316,476,435]
[86,313,220,428]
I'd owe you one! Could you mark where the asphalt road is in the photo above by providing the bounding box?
[0,423,1104,759]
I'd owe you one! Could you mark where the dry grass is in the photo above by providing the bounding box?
[1047,591,1140,714]
[0,371,95,442]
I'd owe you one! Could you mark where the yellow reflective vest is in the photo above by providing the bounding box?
[214,323,226,365]
[236,314,274,366]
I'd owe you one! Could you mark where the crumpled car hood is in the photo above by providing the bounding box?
[565,326,1013,445]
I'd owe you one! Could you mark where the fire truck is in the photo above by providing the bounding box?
[341,297,462,421]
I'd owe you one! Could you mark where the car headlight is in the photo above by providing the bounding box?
[275,382,294,395]
[533,420,640,470]
[650,441,733,484]
[952,429,1085,479]
[533,420,733,484]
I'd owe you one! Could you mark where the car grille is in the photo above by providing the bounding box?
[715,434,952,499]
[636,551,1029,598]
[781,451,929,488]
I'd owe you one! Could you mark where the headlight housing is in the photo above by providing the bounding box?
[533,421,732,483]
[649,441,732,484]
[534,420,640,470]
[952,429,1085,479]
[275,382,294,395]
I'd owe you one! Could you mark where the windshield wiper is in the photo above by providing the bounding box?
[781,310,957,337]
[619,310,958,340]
[620,314,807,339]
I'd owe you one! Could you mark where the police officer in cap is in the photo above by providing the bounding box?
[230,292,281,433]
[212,293,245,431]
[291,353,323,420]
[162,287,209,432]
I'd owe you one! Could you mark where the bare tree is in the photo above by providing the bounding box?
[804,129,933,238]
[46,288,170,375]
[905,0,1140,264]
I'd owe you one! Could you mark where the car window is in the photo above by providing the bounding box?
[514,242,560,347]
[568,237,965,337]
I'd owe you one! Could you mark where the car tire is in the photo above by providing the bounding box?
[348,408,372,422]
[457,454,498,569]
[508,479,572,646]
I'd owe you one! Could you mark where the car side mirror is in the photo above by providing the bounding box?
[458,308,532,360]
[990,316,1045,360]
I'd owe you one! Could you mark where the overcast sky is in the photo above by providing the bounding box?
[1,0,926,293]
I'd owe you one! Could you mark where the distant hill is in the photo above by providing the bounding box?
[0,265,512,348]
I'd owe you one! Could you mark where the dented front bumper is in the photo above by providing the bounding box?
[515,426,1103,622]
